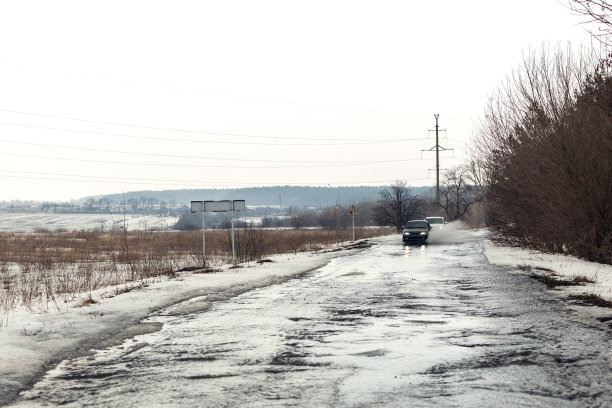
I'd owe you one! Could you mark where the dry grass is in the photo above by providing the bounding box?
[0,227,392,325]
[569,293,612,308]
[533,275,592,289]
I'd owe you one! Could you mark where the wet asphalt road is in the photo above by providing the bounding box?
[9,232,612,407]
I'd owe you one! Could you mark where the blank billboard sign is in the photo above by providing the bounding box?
[204,200,233,212]
[191,200,246,213]
[191,201,203,213]
[232,200,246,212]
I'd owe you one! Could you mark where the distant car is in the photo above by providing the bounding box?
[425,216,445,229]
[402,220,432,244]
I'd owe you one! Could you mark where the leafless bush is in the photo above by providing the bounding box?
[318,205,347,230]
[233,224,268,263]
[474,45,611,263]
[289,209,318,229]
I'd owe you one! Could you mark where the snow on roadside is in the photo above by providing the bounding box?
[0,238,387,405]
[483,240,612,301]
[483,239,612,341]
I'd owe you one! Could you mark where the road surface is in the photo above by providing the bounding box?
[8,231,612,407]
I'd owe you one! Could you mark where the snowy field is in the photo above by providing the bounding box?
[0,212,179,232]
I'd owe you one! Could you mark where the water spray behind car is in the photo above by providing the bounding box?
[426,220,484,245]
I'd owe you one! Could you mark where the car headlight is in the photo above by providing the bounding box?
[403,232,410,235]
[420,231,428,235]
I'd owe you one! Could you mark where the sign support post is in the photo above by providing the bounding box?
[230,204,236,265]
[191,200,245,268]
[201,208,206,267]
[352,209,355,241]
[349,205,358,241]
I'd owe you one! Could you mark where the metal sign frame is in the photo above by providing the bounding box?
[190,200,245,266]
[191,200,246,213]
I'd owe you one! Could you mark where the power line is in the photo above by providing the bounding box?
[0,151,433,169]
[0,172,430,188]
[0,169,221,184]
[0,120,417,146]
[0,112,426,144]
[0,138,429,164]
[0,172,202,187]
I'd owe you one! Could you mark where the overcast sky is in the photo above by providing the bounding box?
[0,0,598,201]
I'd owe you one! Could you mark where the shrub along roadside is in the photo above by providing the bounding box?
[474,46,612,264]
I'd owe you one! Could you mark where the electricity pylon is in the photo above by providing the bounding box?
[421,114,453,203]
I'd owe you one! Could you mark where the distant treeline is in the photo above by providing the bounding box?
[94,186,433,209]
[1,186,435,218]
[175,200,382,230]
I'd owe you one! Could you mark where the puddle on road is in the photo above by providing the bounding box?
[338,271,366,277]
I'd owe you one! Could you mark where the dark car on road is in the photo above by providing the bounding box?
[402,220,432,244]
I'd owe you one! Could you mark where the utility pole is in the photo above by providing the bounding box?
[435,114,440,203]
[422,114,453,203]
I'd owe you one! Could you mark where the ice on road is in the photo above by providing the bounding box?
[7,232,612,407]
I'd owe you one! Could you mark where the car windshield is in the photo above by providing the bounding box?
[405,221,428,229]
[426,217,444,224]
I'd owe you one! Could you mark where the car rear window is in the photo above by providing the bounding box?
[405,221,428,228]
[426,217,443,224]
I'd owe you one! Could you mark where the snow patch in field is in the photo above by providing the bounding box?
[0,212,178,232]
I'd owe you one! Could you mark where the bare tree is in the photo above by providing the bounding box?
[439,164,485,221]
[566,0,612,69]
[375,180,422,232]
[567,0,612,44]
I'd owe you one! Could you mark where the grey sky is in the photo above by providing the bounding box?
[0,0,597,201]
